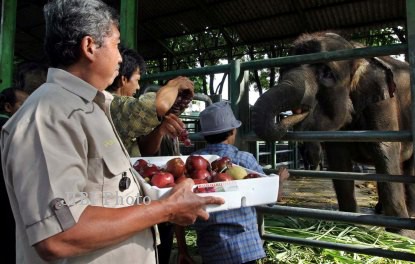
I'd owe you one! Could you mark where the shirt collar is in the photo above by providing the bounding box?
[205,143,237,151]
[46,68,98,103]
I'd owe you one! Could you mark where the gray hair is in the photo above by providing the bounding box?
[43,0,119,67]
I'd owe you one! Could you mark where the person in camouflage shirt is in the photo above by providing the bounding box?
[107,47,193,157]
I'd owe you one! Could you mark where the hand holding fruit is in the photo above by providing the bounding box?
[159,114,186,138]
[165,76,194,116]
[178,129,192,147]
[162,178,225,225]
[155,76,194,117]
[167,89,193,116]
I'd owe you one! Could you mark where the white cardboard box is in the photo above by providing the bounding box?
[130,155,279,212]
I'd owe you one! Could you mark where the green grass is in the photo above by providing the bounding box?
[178,216,415,264]
[262,216,415,264]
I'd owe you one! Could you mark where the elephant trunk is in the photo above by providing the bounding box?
[252,82,308,141]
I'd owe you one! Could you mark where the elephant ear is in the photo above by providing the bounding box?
[350,57,396,101]
[349,40,396,99]
[369,57,396,98]
[347,56,399,122]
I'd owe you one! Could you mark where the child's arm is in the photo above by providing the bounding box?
[277,167,290,202]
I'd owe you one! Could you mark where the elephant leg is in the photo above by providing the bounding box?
[372,142,414,237]
[405,184,415,217]
[402,157,415,217]
[373,142,409,218]
[325,143,357,212]
[377,181,415,238]
[333,179,357,212]
[374,202,382,214]
[377,182,408,217]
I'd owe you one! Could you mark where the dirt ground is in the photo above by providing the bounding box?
[280,176,379,214]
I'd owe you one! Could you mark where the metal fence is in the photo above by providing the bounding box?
[141,2,415,258]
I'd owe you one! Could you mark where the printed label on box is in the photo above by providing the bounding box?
[193,181,239,193]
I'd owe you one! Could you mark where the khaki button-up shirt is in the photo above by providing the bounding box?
[1,68,156,264]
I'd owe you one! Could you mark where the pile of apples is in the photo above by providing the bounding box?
[133,155,260,188]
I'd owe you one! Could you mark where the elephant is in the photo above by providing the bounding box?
[251,32,414,237]
[298,141,323,170]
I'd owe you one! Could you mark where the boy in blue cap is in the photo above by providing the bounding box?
[191,101,289,264]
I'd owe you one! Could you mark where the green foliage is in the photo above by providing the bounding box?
[262,216,415,264]
[189,76,205,94]
[174,216,415,264]
[145,26,405,95]
[351,27,404,46]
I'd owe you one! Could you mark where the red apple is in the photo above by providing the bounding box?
[190,169,212,182]
[193,179,208,185]
[194,186,207,193]
[211,156,232,173]
[165,157,186,178]
[244,173,260,179]
[151,171,174,188]
[186,155,210,173]
[133,159,148,174]
[212,172,233,182]
[142,164,160,179]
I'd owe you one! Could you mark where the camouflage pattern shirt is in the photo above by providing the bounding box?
[110,92,161,157]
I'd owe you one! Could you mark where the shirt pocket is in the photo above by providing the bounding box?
[102,151,130,189]
[86,150,129,187]
[102,150,140,208]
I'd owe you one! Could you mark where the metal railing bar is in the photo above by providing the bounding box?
[241,44,407,71]
[261,233,415,262]
[243,131,412,142]
[141,64,231,81]
[263,169,415,183]
[143,87,214,105]
[190,130,413,142]
[256,205,415,230]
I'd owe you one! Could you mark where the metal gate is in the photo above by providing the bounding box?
[140,1,415,260]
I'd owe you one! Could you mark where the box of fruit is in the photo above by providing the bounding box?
[130,155,279,213]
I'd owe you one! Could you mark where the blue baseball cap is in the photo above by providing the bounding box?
[199,101,242,136]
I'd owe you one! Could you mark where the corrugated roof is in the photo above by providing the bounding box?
[12,0,407,62]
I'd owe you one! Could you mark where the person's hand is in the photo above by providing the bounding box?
[278,166,290,182]
[165,76,194,115]
[277,167,290,202]
[156,76,194,116]
[163,179,224,226]
[165,76,194,95]
[158,113,185,138]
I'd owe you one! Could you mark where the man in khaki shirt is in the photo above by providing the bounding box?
[0,0,223,263]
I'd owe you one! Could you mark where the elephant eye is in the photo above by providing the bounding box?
[316,64,336,87]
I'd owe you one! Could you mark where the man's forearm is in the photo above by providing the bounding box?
[155,87,178,116]
[35,200,171,261]
[138,126,164,156]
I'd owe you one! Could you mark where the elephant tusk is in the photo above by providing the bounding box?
[280,111,309,127]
